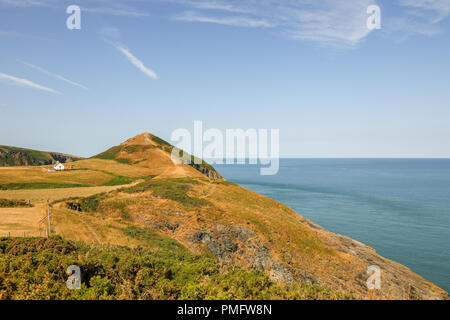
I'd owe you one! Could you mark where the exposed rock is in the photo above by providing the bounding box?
[300,216,450,300]
[145,220,180,232]
[191,225,295,284]
[188,163,224,179]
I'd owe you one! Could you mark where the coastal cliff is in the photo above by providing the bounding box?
[0,145,81,167]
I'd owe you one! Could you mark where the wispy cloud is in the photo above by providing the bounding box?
[1,0,375,47]
[83,5,149,18]
[22,62,88,89]
[383,0,450,38]
[101,26,158,80]
[0,72,62,95]
[170,0,377,47]
[0,0,53,7]
[172,11,274,28]
[182,0,247,13]
[115,45,158,80]
[3,0,450,47]
[399,0,450,22]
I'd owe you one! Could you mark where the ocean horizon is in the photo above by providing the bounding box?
[215,158,450,292]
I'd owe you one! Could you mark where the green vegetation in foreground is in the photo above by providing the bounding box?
[121,178,213,207]
[0,183,90,190]
[0,237,354,300]
[0,199,33,208]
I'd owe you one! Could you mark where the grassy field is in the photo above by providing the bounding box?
[0,159,155,193]
[0,204,45,237]
[0,167,112,186]
[74,159,155,177]
[0,183,139,202]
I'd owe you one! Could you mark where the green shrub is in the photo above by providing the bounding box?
[78,195,101,212]
[0,199,33,208]
[0,237,353,300]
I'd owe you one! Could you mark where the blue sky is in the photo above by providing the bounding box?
[0,0,449,158]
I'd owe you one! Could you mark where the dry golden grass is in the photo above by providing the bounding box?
[74,159,154,177]
[0,203,44,237]
[0,183,138,202]
[51,204,143,247]
[0,166,112,185]
[118,146,204,178]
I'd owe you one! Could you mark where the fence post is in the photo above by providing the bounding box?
[47,199,51,238]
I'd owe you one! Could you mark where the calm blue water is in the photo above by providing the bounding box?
[214,159,450,293]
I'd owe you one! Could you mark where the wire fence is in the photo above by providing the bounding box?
[0,230,48,238]
[0,200,52,239]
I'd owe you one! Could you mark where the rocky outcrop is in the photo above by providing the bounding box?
[191,224,295,284]
[294,215,450,300]
[188,163,224,179]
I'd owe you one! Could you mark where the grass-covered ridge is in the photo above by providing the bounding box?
[92,146,130,164]
[0,145,52,166]
[0,145,81,167]
[121,178,213,207]
[0,237,354,300]
[90,133,221,177]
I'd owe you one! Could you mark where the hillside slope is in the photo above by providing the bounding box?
[0,145,81,167]
[50,176,448,300]
[0,132,448,300]
[92,132,223,179]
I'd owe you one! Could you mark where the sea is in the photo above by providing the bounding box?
[214,159,450,293]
